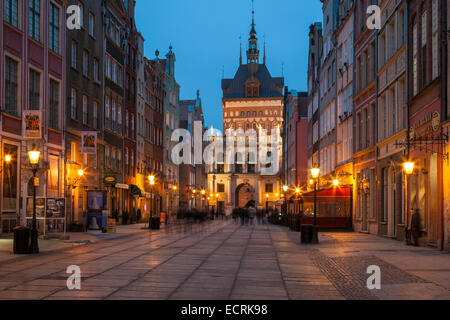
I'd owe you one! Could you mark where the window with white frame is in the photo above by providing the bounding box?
[431,0,438,80]
[78,1,84,28]
[93,58,99,82]
[71,41,77,69]
[82,95,88,124]
[71,88,77,119]
[93,101,98,129]
[421,11,427,88]
[89,12,94,36]
[413,23,418,96]
[83,50,89,77]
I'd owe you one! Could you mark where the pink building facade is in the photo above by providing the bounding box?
[1,0,66,234]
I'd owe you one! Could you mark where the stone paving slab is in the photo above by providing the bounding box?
[0,221,448,300]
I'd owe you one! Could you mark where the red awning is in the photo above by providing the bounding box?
[302,187,351,203]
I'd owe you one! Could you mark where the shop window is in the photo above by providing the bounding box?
[2,144,18,212]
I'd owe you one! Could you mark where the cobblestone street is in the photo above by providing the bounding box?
[0,220,449,300]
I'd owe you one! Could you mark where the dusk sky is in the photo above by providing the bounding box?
[135,0,323,131]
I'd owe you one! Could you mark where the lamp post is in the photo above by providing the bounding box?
[215,193,219,218]
[295,188,300,230]
[403,161,414,244]
[28,147,41,254]
[148,175,155,228]
[265,193,269,212]
[310,166,320,244]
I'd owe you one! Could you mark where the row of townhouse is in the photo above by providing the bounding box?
[0,0,182,234]
[304,0,450,250]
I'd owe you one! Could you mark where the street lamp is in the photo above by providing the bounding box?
[4,154,12,164]
[28,146,41,254]
[310,166,320,244]
[403,161,415,244]
[333,179,339,187]
[265,193,269,212]
[403,162,415,175]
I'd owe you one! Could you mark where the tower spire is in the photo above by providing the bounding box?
[247,0,259,64]
[263,34,266,65]
[239,35,242,65]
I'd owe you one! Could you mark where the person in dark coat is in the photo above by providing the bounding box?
[411,209,421,247]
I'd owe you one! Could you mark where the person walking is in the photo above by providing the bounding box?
[411,209,421,247]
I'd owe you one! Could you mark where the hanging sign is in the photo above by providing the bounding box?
[23,110,42,139]
[81,131,97,154]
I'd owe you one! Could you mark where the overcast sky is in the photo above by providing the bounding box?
[135,0,323,130]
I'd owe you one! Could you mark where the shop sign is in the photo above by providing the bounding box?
[103,176,117,186]
[410,111,440,140]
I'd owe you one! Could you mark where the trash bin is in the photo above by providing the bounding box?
[301,224,313,244]
[14,227,31,254]
[150,217,160,230]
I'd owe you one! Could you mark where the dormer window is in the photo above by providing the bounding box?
[245,83,260,97]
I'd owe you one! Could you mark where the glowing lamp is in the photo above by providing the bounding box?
[403,162,415,175]
[28,149,41,165]
[311,167,320,179]
[4,154,12,163]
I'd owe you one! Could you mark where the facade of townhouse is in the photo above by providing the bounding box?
[317,0,338,185]
[144,55,165,221]
[335,0,354,201]
[1,0,67,234]
[307,22,323,192]
[444,0,450,251]
[353,0,378,234]
[136,32,149,220]
[179,91,207,211]
[103,0,127,222]
[66,0,104,229]
[376,0,407,240]
[161,47,180,219]
[123,0,139,220]
[406,0,446,248]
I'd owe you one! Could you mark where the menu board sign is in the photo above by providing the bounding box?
[46,198,65,218]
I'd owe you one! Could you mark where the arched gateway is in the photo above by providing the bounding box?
[235,183,256,208]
